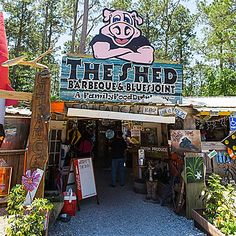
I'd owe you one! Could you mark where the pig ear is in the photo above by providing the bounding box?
[103,8,113,22]
[130,11,143,25]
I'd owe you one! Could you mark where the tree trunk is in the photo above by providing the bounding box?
[41,2,49,54]
[79,0,89,54]
[71,0,79,53]
[12,2,27,89]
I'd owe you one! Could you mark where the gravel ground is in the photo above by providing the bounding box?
[49,168,205,236]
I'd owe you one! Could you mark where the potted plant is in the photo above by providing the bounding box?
[5,184,53,236]
[192,174,236,236]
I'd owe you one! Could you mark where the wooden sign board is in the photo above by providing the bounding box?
[201,142,226,152]
[26,71,51,170]
[171,130,201,153]
[73,158,97,201]
[140,146,169,159]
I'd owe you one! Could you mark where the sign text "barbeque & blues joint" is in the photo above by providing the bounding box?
[60,56,183,104]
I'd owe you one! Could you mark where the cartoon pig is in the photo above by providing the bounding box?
[90,8,154,64]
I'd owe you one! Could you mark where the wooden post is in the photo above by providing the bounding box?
[183,107,204,218]
[183,107,196,130]
[26,70,51,198]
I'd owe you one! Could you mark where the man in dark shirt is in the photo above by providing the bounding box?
[110,130,127,187]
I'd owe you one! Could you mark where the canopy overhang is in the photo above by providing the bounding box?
[67,108,175,124]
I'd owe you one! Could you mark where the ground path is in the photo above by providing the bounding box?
[49,168,205,236]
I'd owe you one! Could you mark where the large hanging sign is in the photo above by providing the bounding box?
[60,8,183,104]
[60,57,182,104]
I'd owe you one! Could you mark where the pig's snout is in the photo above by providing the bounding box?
[110,23,134,38]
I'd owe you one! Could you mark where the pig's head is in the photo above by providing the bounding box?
[100,8,143,47]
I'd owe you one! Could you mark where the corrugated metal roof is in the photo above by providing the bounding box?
[4,97,236,116]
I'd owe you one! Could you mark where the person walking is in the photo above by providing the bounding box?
[110,130,127,187]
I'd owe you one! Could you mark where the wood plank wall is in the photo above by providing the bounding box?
[0,150,25,188]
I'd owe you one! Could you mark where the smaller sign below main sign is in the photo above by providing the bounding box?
[208,150,218,159]
[174,107,187,119]
[158,107,174,116]
[229,117,236,131]
[143,106,158,115]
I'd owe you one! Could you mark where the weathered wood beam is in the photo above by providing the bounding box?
[26,69,51,198]
[0,89,32,101]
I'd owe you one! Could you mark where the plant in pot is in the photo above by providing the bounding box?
[200,173,236,236]
[5,174,53,236]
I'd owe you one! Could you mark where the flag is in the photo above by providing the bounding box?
[0,12,17,106]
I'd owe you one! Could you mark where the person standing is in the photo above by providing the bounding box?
[110,131,127,187]
[78,131,94,158]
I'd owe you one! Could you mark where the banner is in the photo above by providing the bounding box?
[60,57,183,104]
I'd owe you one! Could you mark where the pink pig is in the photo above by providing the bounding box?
[90,8,154,64]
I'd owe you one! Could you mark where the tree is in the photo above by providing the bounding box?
[110,0,132,10]
[136,0,196,64]
[197,0,236,69]
[1,0,41,91]
[63,0,103,54]
[186,0,236,96]
[0,0,65,97]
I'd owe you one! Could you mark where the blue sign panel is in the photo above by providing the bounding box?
[229,117,236,131]
[60,56,183,104]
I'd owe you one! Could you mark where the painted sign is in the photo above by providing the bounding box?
[170,130,201,153]
[23,168,44,205]
[0,167,12,196]
[158,107,174,116]
[142,106,158,115]
[221,131,236,154]
[90,8,154,65]
[185,153,204,183]
[60,56,182,104]
[229,117,236,131]
[174,107,187,119]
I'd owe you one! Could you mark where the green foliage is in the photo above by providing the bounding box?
[5,185,53,236]
[201,174,236,235]
[110,0,132,10]
[136,0,196,65]
[6,185,27,216]
[1,0,65,96]
[197,0,236,66]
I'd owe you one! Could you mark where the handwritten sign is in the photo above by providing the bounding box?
[73,158,97,201]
